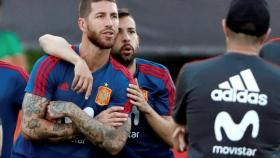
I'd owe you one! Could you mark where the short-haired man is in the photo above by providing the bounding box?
[173,0,280,157]
[38,9,176,158]
[12,0,134,158]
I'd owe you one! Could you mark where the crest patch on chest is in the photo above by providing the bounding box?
[95,83,112,106]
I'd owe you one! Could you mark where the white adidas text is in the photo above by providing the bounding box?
[211,89,267,106]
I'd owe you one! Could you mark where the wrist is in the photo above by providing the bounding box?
[72,56,82,65]
[142,104,153,115]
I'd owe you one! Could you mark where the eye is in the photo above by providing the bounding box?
[111,14,118,19]
[129,30,136,34]
[96,15,104,18]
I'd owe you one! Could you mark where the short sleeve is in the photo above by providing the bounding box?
[25,55,60,100]
[153,70,176,116]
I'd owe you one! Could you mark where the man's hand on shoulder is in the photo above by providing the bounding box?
[72,58,93,100]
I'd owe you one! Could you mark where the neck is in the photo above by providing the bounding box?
[127,59,136,75]
[226,41,261,56]
[79,34,111,72]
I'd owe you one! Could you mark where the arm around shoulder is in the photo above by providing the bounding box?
[39,34,80,65]
[39,34,93,99]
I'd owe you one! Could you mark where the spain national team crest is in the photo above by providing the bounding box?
[140,89,148,102]
[95,83,112,106]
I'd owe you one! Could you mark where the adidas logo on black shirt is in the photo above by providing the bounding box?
[211,69,267,106]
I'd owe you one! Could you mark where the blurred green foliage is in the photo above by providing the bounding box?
[25,49,44,73]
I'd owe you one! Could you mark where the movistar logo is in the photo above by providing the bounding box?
[211,69,268,106]
[214,110,259,142]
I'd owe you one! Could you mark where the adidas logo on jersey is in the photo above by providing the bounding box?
[211,69,267,106]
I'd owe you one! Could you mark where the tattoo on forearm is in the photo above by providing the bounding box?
[23,93,49,117]
[27,119,40,129]
[22,93,77,140]
[69,107,131,153]
[48,101,69,117]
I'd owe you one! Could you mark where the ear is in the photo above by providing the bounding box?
[78,17,87,33]
[222,19,229,38]
[262,28,271,43]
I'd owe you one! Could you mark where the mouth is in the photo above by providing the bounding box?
[102,30,115,38]
[121,45,134,56]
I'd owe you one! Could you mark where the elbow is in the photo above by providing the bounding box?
[105,139,126,155]
[38,34,51,47]
[39,34,55,53]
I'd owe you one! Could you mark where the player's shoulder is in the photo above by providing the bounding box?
[178,55,224,80]
[0,60,29,82]
[136,58,170,75]
[33,55,72,71]
[35,55,59,64]
[137,58,168,70]
[187,55,223,68]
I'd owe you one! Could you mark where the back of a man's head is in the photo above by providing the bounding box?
[79,0,116,18]
[226,0,270,42]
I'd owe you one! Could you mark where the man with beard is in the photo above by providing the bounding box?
[12,1,134,158]
[38,9,176,158]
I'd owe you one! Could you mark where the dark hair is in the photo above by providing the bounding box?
[79,0,116,18]
[226,0,270,37]
[118,8,131,18]
[0,0,2,7]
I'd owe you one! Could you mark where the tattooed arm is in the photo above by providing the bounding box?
[21,93,78,141]
[48,103,131,155]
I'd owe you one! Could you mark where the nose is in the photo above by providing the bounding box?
[105,16,113,28]
[123,32,130,43]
